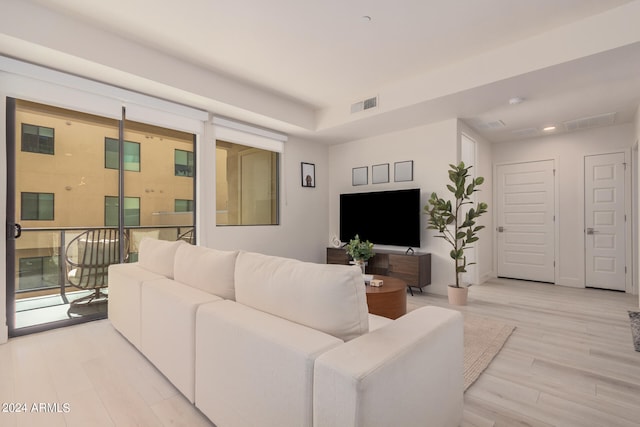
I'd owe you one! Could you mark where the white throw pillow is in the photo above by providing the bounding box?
[138,238,186,278]
[173,244,238,300]
[235,251,369,342]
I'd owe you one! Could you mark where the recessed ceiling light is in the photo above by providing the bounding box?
[508,97,524,105]
[543,126,557,132]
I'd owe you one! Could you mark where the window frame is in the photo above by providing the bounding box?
[18,256,58,292]
[20,192,54,221]
[105,137,141,171]
[175,199,194,212]
[215,140,280,226]
[104,195,141,227]
[21,123,55,155]
[174,149,194,177]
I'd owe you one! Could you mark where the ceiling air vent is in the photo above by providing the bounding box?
[470,119,506,131]
[511,127,539,138]
[351,96,378,114]
[563,112,616,132]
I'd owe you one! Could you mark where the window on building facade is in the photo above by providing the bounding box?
[21,192,54,220]
[105,138,141,171]
[175,199,194,212]
[21,124,54,154]
[175,149,194,177]
[18,256,58,291]
[216,140,279,225]
[105,196,141,226]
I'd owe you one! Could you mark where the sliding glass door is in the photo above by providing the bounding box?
[6,98,196,336]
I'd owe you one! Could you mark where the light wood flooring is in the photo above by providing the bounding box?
[408,278,640,427]
[0,277,638,426]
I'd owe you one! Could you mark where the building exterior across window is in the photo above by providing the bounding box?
[175,149,194,177]
[13,100,196,296]
[105,138,141,171]
[15,100,195,229]
[105,196,141,226]
[21,123,54,155]
[175,199,193,212]
[20,192,54,220]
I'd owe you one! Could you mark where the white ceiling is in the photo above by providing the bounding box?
[17,0,640,143]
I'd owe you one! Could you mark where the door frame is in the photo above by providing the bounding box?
[460,132,478,285]
[4,97,15,341]
[1,58,205,341]
[493,158,560,284]
[583,149,633,293]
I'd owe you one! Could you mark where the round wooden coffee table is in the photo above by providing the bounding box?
[365,275,407,320]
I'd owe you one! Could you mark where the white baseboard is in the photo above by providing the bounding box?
[479,272,495,284]
[557,277,583,288]
[0,324,8,345]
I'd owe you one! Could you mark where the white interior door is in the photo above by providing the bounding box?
[496,160,555,283]
[585,152,626,291]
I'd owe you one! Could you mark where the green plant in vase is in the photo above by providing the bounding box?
[424,162,487,304]
[344,234,374,274]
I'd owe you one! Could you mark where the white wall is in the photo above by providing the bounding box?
[0,88,7,343]
[492,123,636,289]
[329,119,461,295]
[636,105,640,306]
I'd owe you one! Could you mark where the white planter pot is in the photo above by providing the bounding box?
[447,286,468,306]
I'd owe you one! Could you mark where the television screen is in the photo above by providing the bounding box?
[340,188,421,248]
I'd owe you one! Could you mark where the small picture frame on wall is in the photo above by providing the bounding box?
[352,166,368,186]
[394,160,414,182]
[301,162,315,187]
[372,163,389,184]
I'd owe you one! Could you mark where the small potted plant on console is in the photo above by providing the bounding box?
[344,234,374,275]
[424,162,487,305]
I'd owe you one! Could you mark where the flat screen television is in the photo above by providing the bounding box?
[340,188,421,248]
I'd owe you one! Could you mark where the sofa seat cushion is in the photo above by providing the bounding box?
[234,251,369,342]
[138,238,186,279]
[141,278,222,403]
[108,262,165,349]
[195,300,342,427]
[173,244,238,300]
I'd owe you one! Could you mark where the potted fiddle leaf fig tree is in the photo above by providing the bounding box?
[424,162,488,305]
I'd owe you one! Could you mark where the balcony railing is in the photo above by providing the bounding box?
[14,225,194,303]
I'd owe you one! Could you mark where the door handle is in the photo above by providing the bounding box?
[497,226,505,232]
[586,227,599,235]
[14,223,22,239]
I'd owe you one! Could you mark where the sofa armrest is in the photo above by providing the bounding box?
[313,306,463,427]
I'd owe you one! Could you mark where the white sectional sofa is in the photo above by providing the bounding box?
[108,238,464,427]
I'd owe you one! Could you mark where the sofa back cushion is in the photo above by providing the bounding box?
[138,238,186,278]
[234,251,369,342]
[173,244,238,300]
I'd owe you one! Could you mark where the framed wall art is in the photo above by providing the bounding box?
[352,166,368,186]
[372,163,389,184]
[301,162,315,187]
[394,160,413,182]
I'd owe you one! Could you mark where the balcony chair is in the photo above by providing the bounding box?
[65,228,129,306]
[177,227,195,244]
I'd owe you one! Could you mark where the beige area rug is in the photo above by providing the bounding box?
[463,314,515,391]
